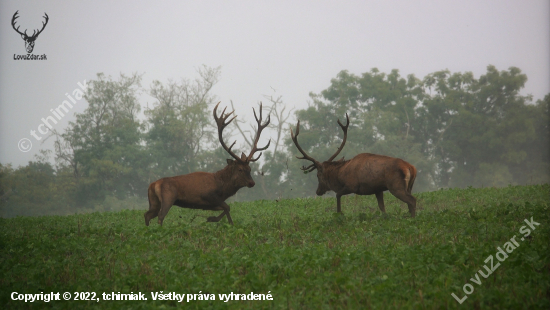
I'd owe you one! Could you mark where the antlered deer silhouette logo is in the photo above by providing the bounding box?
[11,11,49,53]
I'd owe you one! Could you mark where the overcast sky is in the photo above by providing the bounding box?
[1,0,549,167]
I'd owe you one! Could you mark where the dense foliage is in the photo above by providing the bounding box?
[0,185,548,309]
[0,65,548,217]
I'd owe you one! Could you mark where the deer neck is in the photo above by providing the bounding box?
[323,161,349,190]
[324,161,348,175]
[214,165,243,199]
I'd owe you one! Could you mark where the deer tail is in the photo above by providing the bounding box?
[407,165,417,194]
[148,181,162,207]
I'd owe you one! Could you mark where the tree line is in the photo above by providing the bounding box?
[1,65,548,217]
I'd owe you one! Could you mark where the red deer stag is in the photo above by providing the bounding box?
[290,114,417,217]
[145,102,270,226]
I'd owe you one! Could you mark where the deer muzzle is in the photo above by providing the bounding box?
[316,186,328,196]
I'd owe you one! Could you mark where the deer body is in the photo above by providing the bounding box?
[145,103,270,226]
[145,162,254,225]
[316,153,416,215]
[319,153,413,195]
[291,115,417,217]
[165,170,251,208]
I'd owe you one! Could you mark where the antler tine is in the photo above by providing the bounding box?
[255,138,271,152]
[248,151,262,162]
[327,113,350,162]
[247,138,271,162]
[226,140,237,153]
[246,103,271,162]
[290,120,320,169]
[253,103,261,124]
[213,102,243,162]
[337,113,350,131]
[222,110,237,126]
[214,103,237,128]
[252,102,271,131]
[300,163,316,172]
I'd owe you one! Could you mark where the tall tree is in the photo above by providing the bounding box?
[433,66,536,187]
[53,72,144,205]
[144,65,221,180]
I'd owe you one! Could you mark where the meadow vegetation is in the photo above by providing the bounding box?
[1,184,549,309]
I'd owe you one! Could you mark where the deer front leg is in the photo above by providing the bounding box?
[336,194,342,213]
[375,192,386,213]
[224,210,234,225]
[206,212,226,223]
[206,202,234,224]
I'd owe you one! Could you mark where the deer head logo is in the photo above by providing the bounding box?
[11,11,49,53]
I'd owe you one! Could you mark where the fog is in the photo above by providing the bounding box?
[1,1,548,165]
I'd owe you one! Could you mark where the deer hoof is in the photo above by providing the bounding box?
[207,216,220,222]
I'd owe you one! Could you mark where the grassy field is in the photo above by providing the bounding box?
[1,184,549,309]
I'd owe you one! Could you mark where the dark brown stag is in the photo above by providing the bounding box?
[144,102,270,226]
[290,114,417,217]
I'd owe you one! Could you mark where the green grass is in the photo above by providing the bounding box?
[1,184,549,309]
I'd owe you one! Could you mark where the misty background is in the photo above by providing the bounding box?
[0,1,548,217]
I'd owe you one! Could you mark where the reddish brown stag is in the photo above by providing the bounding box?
[290,114,417,217]
[145,102,270,226]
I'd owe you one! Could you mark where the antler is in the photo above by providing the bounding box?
[31,12,49,39]
[290,120,320,172]
[327,113,350,162]
[11,11,25,36]
[213,102,243,163]
[246,102,271,162]
[11,11,49,39]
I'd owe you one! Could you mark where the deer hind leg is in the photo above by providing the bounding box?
[157,190,175,225]
[145,187,161,226]
[388,187,416,217]
[375,192,386,213]
[157,201,174,225]
[144,202,160,226]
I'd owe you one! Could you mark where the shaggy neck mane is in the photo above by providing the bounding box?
[322,159,349,176]
[214,164,241,196]
[324,159,349,168]
[215,164,234,182]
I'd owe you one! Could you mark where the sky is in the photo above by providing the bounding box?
[1,0,549,167]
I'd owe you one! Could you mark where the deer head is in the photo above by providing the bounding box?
[12,11,49,53]
[290,113,349,195]
[214,102,271,188]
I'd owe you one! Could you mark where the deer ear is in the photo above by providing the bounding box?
[240,153,247,161]
[226,159,235,165]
